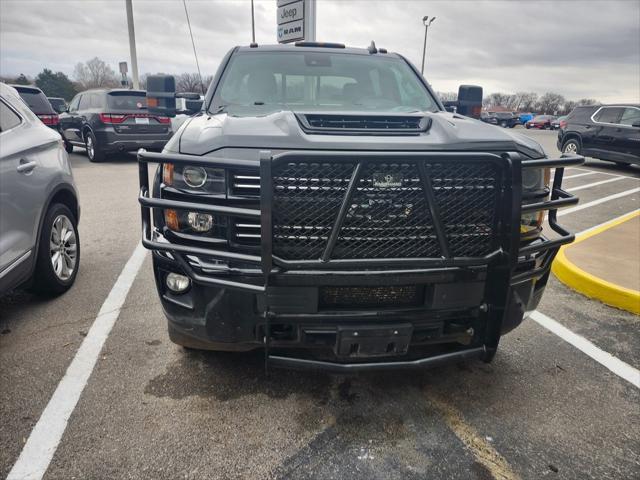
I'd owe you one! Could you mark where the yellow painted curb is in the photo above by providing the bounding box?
[552,210,640,315]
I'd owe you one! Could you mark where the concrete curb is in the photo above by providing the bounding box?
[552,210,640,315]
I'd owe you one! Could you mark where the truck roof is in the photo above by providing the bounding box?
[236,43,399,57]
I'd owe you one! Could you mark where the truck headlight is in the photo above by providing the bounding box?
[163,163,225,195]
[521,167,550,238]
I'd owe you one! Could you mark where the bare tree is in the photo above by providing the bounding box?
[483,92,514,110]
[510,92,538,112]
[576,98,600,106]
[176,73,213,94]
[535,92,566,115]
[73,57,119,90]
[561,100,577,116]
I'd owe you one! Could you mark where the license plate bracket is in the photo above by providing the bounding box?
[335,324,413,358]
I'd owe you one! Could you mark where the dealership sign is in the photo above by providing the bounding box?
[277,0,315,43]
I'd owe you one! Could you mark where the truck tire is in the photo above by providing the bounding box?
[562,138,581,155]
[31,203,80,296]
[85,130,105,163]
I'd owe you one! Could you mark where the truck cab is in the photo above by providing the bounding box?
[138,43,583,371]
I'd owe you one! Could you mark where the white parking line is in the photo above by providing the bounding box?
[563,171,597,180]
[530,312,640,389]
[558,187,640,216]
[566,176,625,192]
[571,167,640,181]
[7,243,148,480]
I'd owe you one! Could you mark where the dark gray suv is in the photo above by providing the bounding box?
[59,89,173,162]
[0,83,80,296]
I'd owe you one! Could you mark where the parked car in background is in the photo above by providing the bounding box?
[518,112,534,124]
[10,85,59,130]
[58,89,173,162]
[485,111,519,128]
[558,104,640,166]
[480,111,496,125]
[47,97,68,114]
[551,115,567,130]
[0,83,80,296]
[525,115,556,129]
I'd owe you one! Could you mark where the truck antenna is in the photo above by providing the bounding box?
[251,0,257,46]
[182,0,206,95]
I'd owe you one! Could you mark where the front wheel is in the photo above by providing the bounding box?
[500,121,507,128]
[85,131,105,163]
[562,139,581,155]
[31,203,80,296]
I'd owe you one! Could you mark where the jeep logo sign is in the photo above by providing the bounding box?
[278,1,303,23]
[277,0,315,44]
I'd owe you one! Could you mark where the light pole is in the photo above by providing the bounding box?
[125,0,140,89]
[421,15,436,75]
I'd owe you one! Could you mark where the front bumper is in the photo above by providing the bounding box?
[138,149,583,371]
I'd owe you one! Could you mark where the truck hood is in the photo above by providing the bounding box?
[170,110,545,159]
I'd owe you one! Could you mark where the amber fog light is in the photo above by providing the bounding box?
[165,209,179,231]
[166,273,190,293]
[187,212,213,232]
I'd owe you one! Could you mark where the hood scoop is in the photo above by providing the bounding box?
[296,113,431,136]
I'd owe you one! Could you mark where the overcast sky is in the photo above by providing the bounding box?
[1,0,638,102]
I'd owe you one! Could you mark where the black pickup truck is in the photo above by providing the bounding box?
[138,42,582,372]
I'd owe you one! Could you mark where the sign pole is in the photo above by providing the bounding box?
[125,0,140,89]
[306,0,316,41]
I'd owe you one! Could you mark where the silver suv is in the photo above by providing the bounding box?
[0,83,81,296]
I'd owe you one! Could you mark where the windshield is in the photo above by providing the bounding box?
[211,51,438,115]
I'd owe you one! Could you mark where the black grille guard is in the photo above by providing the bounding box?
[138,149,584,371]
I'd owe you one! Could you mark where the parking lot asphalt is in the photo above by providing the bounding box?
[1,127,639,479]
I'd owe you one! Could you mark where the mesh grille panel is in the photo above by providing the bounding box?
[272,159,501,261]
[272,162,355,260]
[333,162,439,259]
[429,162,499,257]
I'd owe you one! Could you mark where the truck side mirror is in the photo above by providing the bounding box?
[456,85,483,119]
[177,92,201,101]
[184,99,203,114]
[146,75,177,118]
[175,92,203,115]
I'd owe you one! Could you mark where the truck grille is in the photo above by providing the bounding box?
[271,159,501,261]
